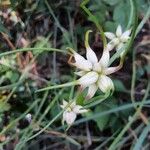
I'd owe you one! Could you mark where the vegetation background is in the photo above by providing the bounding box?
[0,0,149,149]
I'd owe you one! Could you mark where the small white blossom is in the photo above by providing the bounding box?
[69,30,121,99]
[105,25,131,52]
[60,100,88,126]
[25,113,32,123]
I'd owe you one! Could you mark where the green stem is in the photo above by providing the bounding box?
[37,90,63,125]
[0,47,67,57]
[36,81,78,92]
[135,6,150,36]
[131,48,136,106]
[80,0,107,48]
[121,0,138,62]
[127,0,135,29]
[85,30,92,48]
[83,91,110,109]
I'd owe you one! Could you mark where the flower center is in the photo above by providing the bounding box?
[92,63,104,74]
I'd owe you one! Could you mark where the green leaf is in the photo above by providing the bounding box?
[0,101,10,112]
[94,104,110,131]
[102,0,119,6]
[93,98,118,131]
[113,1,130,28]
[113,79,127,92]
[76,92,85,106]
[104,21,117,32]
[109,116,123,133]
[50,104,60,119]
[89,1,107,24]
[136,0,149,14]
[6,71,19,83]
[133,124,150,150]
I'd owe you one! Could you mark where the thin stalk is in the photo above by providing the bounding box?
[37,89,63,125]
[44,0,72,47]
[0,47,68,57]
[83,92,110,109]
[80,0,107,48]
[36,81,78,92]
[131,48,136,106]
[135,6,150,36]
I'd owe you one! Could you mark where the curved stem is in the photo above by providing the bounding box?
[80,0,107,48]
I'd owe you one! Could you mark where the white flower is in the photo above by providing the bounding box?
[69,30,121,99]
[25,113,32,123]
[60,100,88,126]
[105,25,131,51]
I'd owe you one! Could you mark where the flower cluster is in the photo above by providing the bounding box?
[60,25,131,126]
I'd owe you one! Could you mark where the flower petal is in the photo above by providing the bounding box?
[74,52,92,71]
[78,71,99,86]
[73,105,88,114]
[63,100,68,106]
[98,75,114,93]
[120,29,131,42]
[116,25,122,37]
[86,84,98,99]
[85,30,98,64]
[86,47,98,64]
[105,42,115,51]
[99,49,110,68]
[104,32,116,40]
[63,111,76,125]
[74,71,86,76]
[60,100,68,109]
[104,66,120,75]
